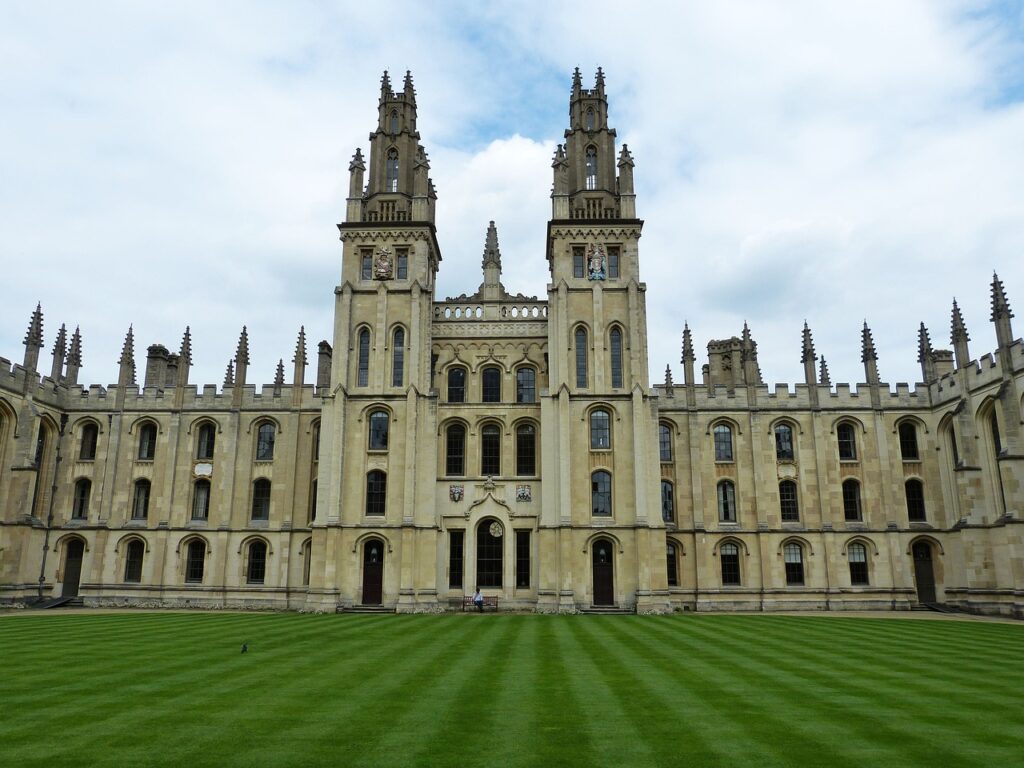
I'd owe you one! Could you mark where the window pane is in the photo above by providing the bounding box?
[906,480,926,522]
[192,480,210,520]
[186,541,205,583]
[590,410,610,449]
[368,411,389,451]
[396,251,408,280]
[838,423,857,460]
[779,481,799,522]
[446,424,465,476]
[138,424,156,460]
[666,542,678,587]
[366,471,387,515]
[610,328,623,388]
[447,367,466,403]
[575,328,588,387]
[591,471,611,516]
[775,425,794,460]
[608,247,619,279]
[516,368,536,403]
[516,424,536,476]
[661,481,675,523]
[585,146,597,190]
[573,247,585,279]
[659,423,672,462]
[482,367,501,403]
[899,423,919,460]
[361,251,373,280]
[73,480,90,519]
[784,543,804,585]
[721,543,740,585]
[357,330,370,387]
[80,425,97,460]
[449,530,464,589]
[843,481,861,521]
[516,530,530,588]
[718,481,736,522]
[481,425,501,476]
[256,423,275,461]
[386,149,399,193]
[252,480,271,520]
[392,328,405,387]
[197,424,215,460]
[124,540,144,583]
[849,543,868,585]
[476,520,503,588]
[714,425,733,461]
[132,480,150,519]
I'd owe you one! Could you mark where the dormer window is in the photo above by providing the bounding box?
[585,107,595,131]
[585,146,597,190]
[390,110,399,135]
[386,149,399,193]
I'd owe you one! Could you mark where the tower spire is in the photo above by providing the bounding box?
[801,322,818,399]
[65,326,82,385]
[118,325,136,387]
[918,322,935,382]
[951,298,971,368]
[292,326,307,405]
[233,326,249,405]
[478,221,505,301]
[50,323,67,381]
[991,272,1015,348]
[861,321,879,385]
[819,356,831,387]
[274,359,285,397]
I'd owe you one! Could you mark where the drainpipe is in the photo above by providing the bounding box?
[37,414,68,601]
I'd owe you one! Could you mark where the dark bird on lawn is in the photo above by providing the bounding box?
[241,642,248,654]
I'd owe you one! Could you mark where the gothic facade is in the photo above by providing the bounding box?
[1,70,1022,616]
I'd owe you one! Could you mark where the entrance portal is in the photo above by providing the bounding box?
[62,539,84,598]
[912,541,936,604]
[592,539,614,606]
[362,540,384,605]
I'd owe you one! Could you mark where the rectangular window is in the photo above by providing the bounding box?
[481,427,501,476]
[360,250,373,280]
[449,530,464,589]
[396,249,408,279]
[607,246,620,278]
[572,247,585,278]
[482,368,501,403]
[779,482,799,522]
[515,530,530,588]
[516,425,536,476]
[516,368,536,403]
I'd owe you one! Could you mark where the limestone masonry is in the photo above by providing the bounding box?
[2,70,1022,616]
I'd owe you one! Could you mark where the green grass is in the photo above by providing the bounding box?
[0,613,1021,767]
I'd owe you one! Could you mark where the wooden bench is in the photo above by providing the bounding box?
[462,595,499,612]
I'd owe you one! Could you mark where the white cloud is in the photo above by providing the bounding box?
[1,1,1022,392]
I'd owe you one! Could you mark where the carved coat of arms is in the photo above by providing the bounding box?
[587,244,606,281]
[449,484,464,502]
[374,247,394,280]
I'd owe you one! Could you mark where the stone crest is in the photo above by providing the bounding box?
[374,247,394,280]
[449,484,464,502]
[587,243,606,280]
[516,484,532,502]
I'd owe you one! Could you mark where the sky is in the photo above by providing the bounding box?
[2,1,1023,392]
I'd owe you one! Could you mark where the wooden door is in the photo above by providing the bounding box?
[912,541,936,604]
[362,540,384,605]
[592,540,614,606]
[62,539,84,598]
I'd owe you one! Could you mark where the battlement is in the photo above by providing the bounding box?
[58,382,323,412]
[655,381,928,411]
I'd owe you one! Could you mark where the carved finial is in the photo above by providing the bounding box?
[235,326,250,366]
[52,323,66,357]
[664,364,674,393]
[917,322,933,363]
[572,66,582,93]
[951,298,969,342]
[819,356,831,386]
[991,271,1013,320]
[293,326,307,365]
[681,322,694,363]
[275,359,285,386]
[552,143,567,168]
[861,321,877,363]
[224,359,235,386]
[481,220,502,270]
[403,69,415,102]
[380,70,392,97]
[67,326,82,367]
[119,325,135,365]
[179,326,192,365]
[24,302,44,349]
[617,144,634,168]
[801,321,816,363]
[349,148,366,172]
[595,66,605,91]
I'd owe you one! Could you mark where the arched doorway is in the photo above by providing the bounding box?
[362,540,384,605]
[62,539,85,597]
[592,539,614,606]
[912,541,936,604]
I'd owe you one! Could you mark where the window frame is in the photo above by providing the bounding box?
[515,423,536,477]
[661,480,675,523]
[446,423,466,477]
[137,423,157,461]
[447,366,466,403]
[898,422,920,461]
[837,422,858,461]
[196,422,216,461]
[79,423,98,461]
[779,480,799,522]
[713,424,734,462]
[784,542,805,585]
[191,479,211,521]
[480,423,501,477]
[124,539,144,583]
[720,542,741,586]
[391,327,405,387]
[609,327,623,388]
[255,422,276,461]
[774,423,794,461]
[848,542,869,585]
[131,479,151,520]
[591,470,612,516]
[246,540,267,585]
[666,541,679,587]
[368,410,390,452]
[476,519,503,588]
[72,478,91,520]
[251,479,272,521]
[589,409,611,450]
[905,479,926,522]
[515,367,536,404]
[659,422,672,462]
[717,480,737,522]
[481,366,502,403]
[357,329,370,387]
[842,479,862,522]
[365,470,387,516]
[574,327,588,388]
[185,539,205,583]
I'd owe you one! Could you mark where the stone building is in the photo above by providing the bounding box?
[1,69,1022,616]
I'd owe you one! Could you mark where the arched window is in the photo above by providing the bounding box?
[842,479,861,521]
[256,422,276,461]
[609,327,623,388]
[302,540,312,585]
[391,328,405,387]
[720,542,740,585]
[585,107,595,131]
[516,424,536,476]
[575,327,588,388]
[72,479,91,519]
[192,479,210,521]
[124,539,144,583]
[357,329,370,387]
[848,542,868,585]
[661,480,675,523]
[476,519,503,588]
[948,424,960,467]
[79,423,98,461]
[309,479,318,523]
[481,366,501,403]
[251,479,271,521]
[132,479,151,520]
[905,479,926,522]
[185,539,205,583]
[990,412,1002,457]
[585,145,597,190]
[717,480,736,522]
[389,110,399,135]
[837,422,857,460]
[368,410,389,451]
[247,540,267,584]
[366,470,387,515]
[779,480,799,522]
[591,470,612,516]
[446,423,466,476]
[784,542,805,585]
[481,424,501,476]
[666,542,679,587]
[137,423,157,460]
[516,367,536,403]
[386,148,399,192]
[590,409,611,449]
[774,424,794,461]
[898,422,919,461]
[659,422,672,462]
[312,421,321,462]
[713,424,733,462]
[196,422,216,460]
[447,366,466,403]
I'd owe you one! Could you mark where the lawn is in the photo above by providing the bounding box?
[0,612,1021,767]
